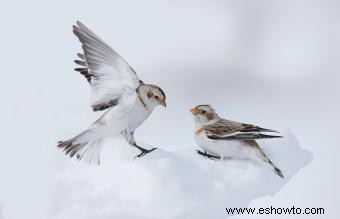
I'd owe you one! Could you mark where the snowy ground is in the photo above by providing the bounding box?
[51,129,311,219]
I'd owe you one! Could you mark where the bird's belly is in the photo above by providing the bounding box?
[125,103,150,131]
[195,134,250,159]
[99,97,150,136]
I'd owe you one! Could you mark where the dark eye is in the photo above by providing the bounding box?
[201,110,206,114]
[155,95,159,100]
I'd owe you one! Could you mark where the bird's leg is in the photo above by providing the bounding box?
[133,143,157,159]
[196,150,221,160]
[122,130,157,159]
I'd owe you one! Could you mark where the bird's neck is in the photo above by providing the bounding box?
[194,118,218,129]
[137,85,156,112]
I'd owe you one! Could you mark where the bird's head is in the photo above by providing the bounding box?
[190,105,219,125]
[139,84,166,110]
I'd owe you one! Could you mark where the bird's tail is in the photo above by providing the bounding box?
[246,140,284,179]
[57,129,104,165]
[266,159,284,179]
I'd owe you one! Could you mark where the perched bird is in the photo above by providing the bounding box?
[57,21,166,164]
[190,105,284,178]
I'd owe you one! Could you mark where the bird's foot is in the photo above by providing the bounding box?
[134,147,157,159]
[196,150,221,160]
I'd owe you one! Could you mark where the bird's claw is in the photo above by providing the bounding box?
[196,150,221,160]
[135,147,157,159]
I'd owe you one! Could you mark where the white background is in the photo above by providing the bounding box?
[0,0,339,218]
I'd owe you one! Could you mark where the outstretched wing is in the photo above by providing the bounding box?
[204,119,282,140]
[73,21,142,111]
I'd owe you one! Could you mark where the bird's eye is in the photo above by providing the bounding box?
[201,110,206,114]
[155,95,159,100]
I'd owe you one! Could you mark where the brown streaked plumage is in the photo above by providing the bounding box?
[204,121,282,140]
[190,104,284,178]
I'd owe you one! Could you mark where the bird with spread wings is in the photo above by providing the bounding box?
[58,21,166,164]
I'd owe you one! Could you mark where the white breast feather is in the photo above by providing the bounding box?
[195,132,253,159]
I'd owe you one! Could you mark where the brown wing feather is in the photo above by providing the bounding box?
[204,119,282,140]
[73,53,118,111]
[74,53,93,83]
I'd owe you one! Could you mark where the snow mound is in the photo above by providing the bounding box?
[51,129,312,219]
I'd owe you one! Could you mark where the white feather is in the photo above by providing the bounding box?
[195,131,253,158]
[73,21,140,109]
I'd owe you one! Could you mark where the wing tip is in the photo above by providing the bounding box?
[76,20,85,29]
[271,135,283,138]
[259,134,283,139]
[72,24,78,31]
[265,128,280,133]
